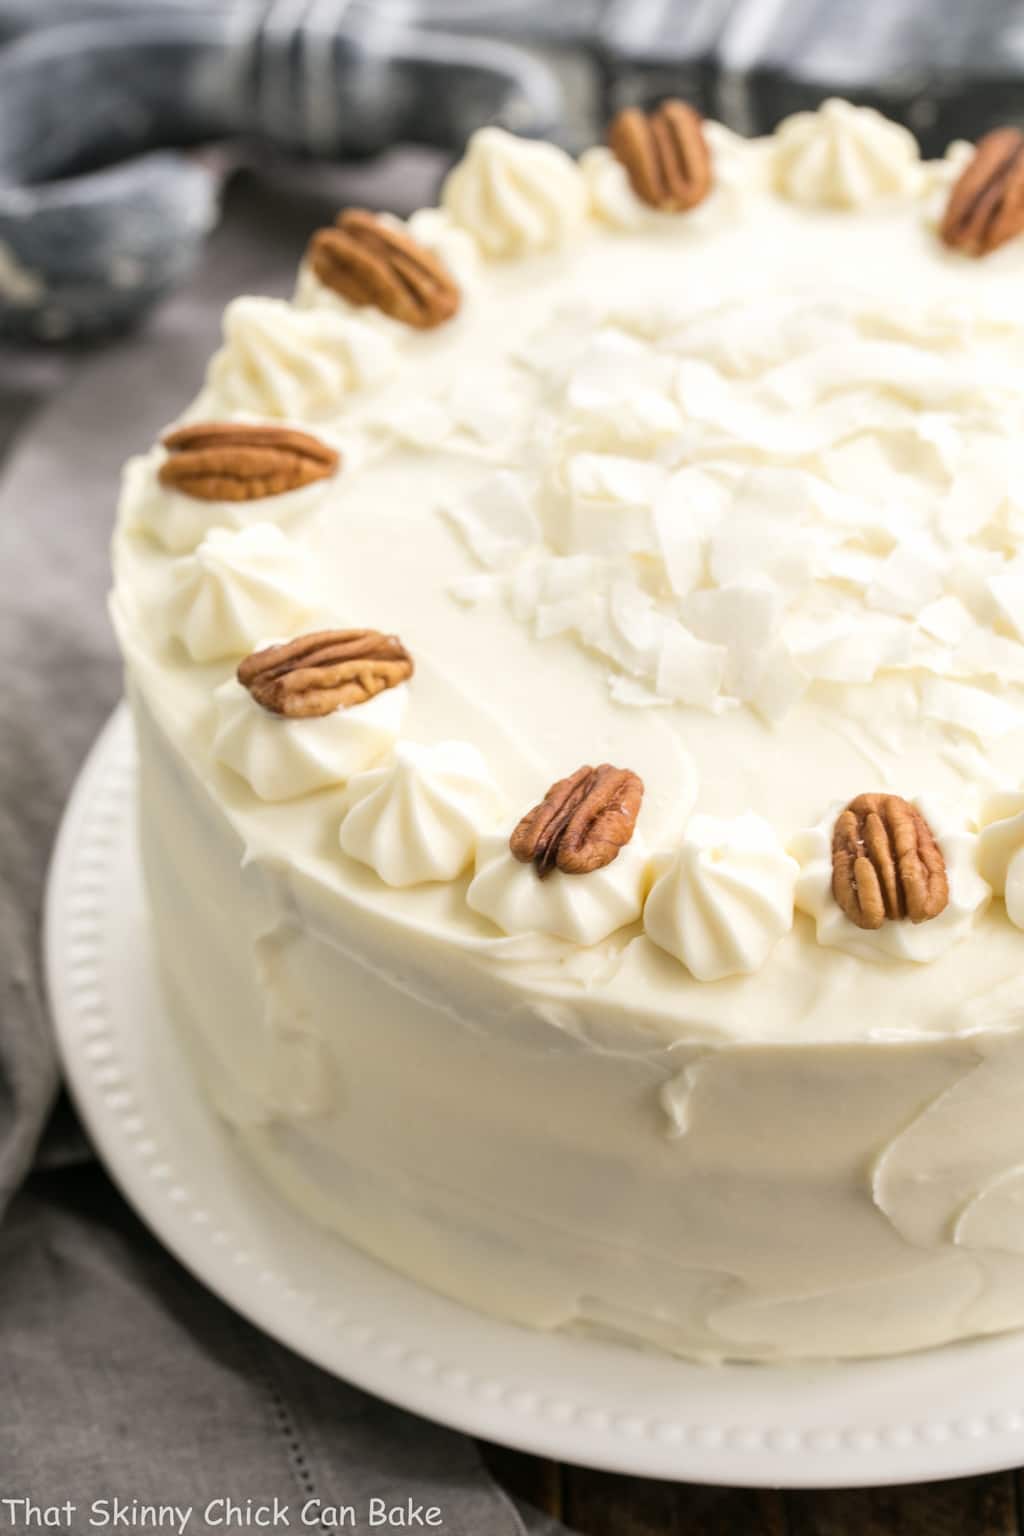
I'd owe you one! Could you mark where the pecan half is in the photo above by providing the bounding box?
[238,630,413,719]
[608,99,711,212]
[831,793,949,930]
[159,423,339,502]
[941,128,1024,257]
[510,764,644,878]
[308,210,460,329]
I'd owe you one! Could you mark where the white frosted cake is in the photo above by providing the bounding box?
[111,100,1024,1361]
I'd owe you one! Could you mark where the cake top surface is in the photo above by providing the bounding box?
[112,102,1024,1047]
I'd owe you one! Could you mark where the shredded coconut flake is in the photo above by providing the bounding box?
[436,288,1024,734]
[867,544,945,617]
[444,472,541,569]
[918,594,974,646]
[987,557,1024,642]
[655,623,728,707]
[920,678,1022,740]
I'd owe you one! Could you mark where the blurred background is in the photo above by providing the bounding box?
[2,0,1023,354]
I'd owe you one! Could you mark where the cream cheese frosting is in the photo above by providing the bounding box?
[581,121,767,232]
[644,812,798,980]
[978,792,1024,928]
[111,102,1024,1362]
[774,98,925,207]
[441,125,587,257]
[213,677,408,802]
[205,296,396,419]
[163,523,321,662]
[120,437,336,554]
[467,831,650,945]
[294,209,480,316]
[339,739,504,886]
[792,796,991,962]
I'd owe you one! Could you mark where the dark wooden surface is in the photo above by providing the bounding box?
[479,1442,1023,1534]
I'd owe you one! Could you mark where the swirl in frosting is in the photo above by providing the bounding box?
[339,739,505,887]
[644,813,798,980]
[213,676,407,802]
[774,99,924,208]
[792,795,990,962]
[205,296,395,420]
[163,524,320,663]
[441,127,587,258]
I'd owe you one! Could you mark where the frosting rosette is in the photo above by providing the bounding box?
[163,524,320,662]
[978,792,1024,929]
[441,127,586,258]
[339,740,504,887]
[792,796,990,962]
[774,98,924,208]
[205,296,395,419]
[212,675,407,802]
[644,813,798,980]
[467,832,650,945]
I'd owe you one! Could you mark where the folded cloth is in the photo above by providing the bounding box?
[0,167,569,1535]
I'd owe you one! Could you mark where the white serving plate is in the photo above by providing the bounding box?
[44,704,1024,1488]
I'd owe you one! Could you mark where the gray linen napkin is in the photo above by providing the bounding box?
[0,165,569,1536]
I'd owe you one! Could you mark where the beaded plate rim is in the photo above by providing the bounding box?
[43,702,1024,1489]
